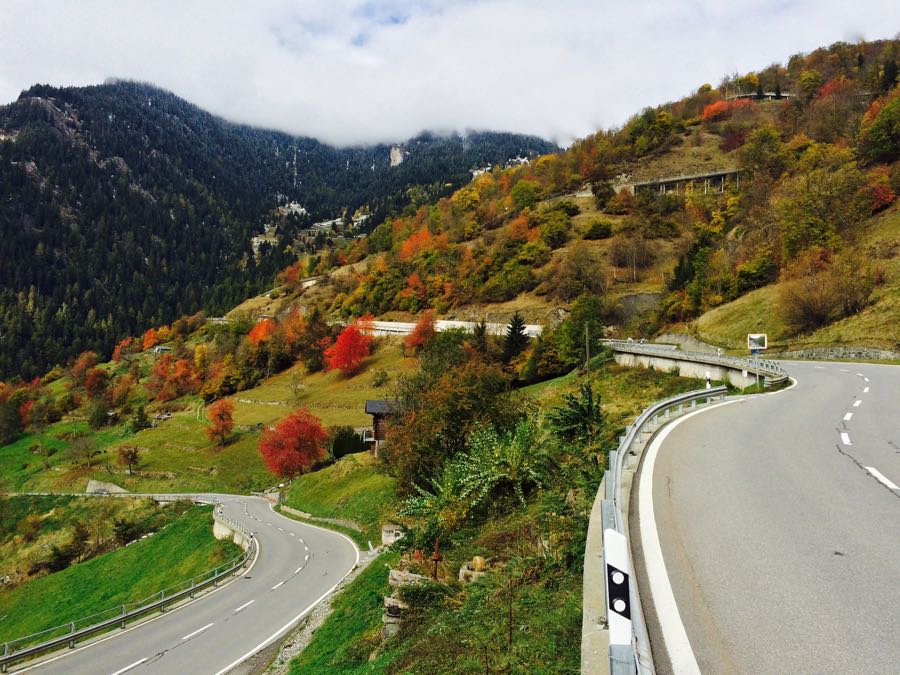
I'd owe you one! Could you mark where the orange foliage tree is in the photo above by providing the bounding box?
[206,399,235,445]
[71,350,99,387]
[404,310,436,354]
[324,321,373,376]
[112,337,136,362]
[142,328,159,351]
[258,408,326,477]
[248,318,278,345]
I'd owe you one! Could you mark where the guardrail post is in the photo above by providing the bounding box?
[189,578,195,598]
[605,451,617,501]
[610,644,636,675]
[159,590,166,613]
[68,622,75,649]
[120,605,126,629]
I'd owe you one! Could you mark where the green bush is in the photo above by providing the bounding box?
[582,219,613,239]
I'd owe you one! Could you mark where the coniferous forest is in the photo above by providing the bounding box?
[0,81,554,378]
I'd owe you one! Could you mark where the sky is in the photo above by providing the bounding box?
[0,1,897,147]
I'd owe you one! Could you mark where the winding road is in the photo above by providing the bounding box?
[635,361,900,674]
[14,495,358,675]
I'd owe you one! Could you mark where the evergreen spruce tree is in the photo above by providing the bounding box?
[473,320,489,355]
[502,312,529,363]
[130,405,151,433]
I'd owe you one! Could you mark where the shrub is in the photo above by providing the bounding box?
[329,426,367,460]
[582,219,613,240]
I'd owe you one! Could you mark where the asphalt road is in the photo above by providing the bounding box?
[15,495,359,675]
[635,361,900,674]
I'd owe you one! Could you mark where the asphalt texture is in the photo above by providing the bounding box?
[635,361,900,674]
[14,495,359,675]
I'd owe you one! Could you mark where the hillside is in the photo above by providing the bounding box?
[248,38,899,359]
[0,81,554,378]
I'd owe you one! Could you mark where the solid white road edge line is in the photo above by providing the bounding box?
[843,413,853,421]
[211,505,362,675]
[15,512,263,673]
[639,399,741,674]
[866,467,899,490]
[182,622,214,641]
[841,432,852,446]
[233,600,254,614]
[109,657,148,675]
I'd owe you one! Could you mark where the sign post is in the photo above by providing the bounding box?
[747,334,768,389]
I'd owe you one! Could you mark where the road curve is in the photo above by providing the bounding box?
[14,495,359,675]
[635,361,900,674]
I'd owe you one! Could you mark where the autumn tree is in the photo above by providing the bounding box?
[324,323,372,376]
[117,445,141,475]
[83,368,110,400]
[71,351,99,386]
[206,399,235,446]
[258,408,327,477]
[112,337,137,363]
[248,318,278,345]
[404,310,436,355]
[142,328,160,351]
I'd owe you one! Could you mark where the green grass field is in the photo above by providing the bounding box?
[0,505,238,642]
[230,340,415,428]
[283,452,396,546]
[0,495,178,588]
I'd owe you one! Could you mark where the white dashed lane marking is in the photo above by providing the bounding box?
[840,432,852,446]
[863,386,870,393]
[853,400,862,407]
[233,600,254,614]
[272,581,285,590]
[866,467,899,490]
[182,623,214,641]
[110,658,148,675]
[843,413,853,421]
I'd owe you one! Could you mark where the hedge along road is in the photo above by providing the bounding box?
[634,361,900,674]
[13,495,359,675]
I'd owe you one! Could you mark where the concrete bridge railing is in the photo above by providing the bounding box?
[603,340,789,389]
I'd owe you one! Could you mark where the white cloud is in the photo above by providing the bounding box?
[0,1,896,146]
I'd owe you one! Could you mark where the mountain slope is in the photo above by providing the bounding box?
[0,81,554,378]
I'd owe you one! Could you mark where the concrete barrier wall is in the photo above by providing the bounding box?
[613,352,757,388]
[212,518,251,550]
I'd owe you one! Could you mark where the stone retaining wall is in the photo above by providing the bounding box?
[775,346,900,361]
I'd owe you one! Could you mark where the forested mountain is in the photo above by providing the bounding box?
[0,81,554,378]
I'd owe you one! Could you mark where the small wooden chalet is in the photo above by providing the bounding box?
[365,399,395,454]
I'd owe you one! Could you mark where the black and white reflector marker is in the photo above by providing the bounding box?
[603,528,633,646]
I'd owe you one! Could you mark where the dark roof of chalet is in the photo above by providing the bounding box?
[365,399,395,415]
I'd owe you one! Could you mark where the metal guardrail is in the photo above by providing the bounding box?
[601,386,729,674]
[603,340,789,384]
[0,507,256,672]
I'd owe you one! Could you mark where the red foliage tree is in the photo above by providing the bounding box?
[84,368,110,400]
[258,408,327,477]
[19,400,34,428]
[248,318,278,345]
[404,310,436,354]
[324,324,372,376]
[206,399,235,445]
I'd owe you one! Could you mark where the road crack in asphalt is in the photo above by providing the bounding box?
[833,443,900,502]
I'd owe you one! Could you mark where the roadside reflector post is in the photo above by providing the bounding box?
[603,527,634,674]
